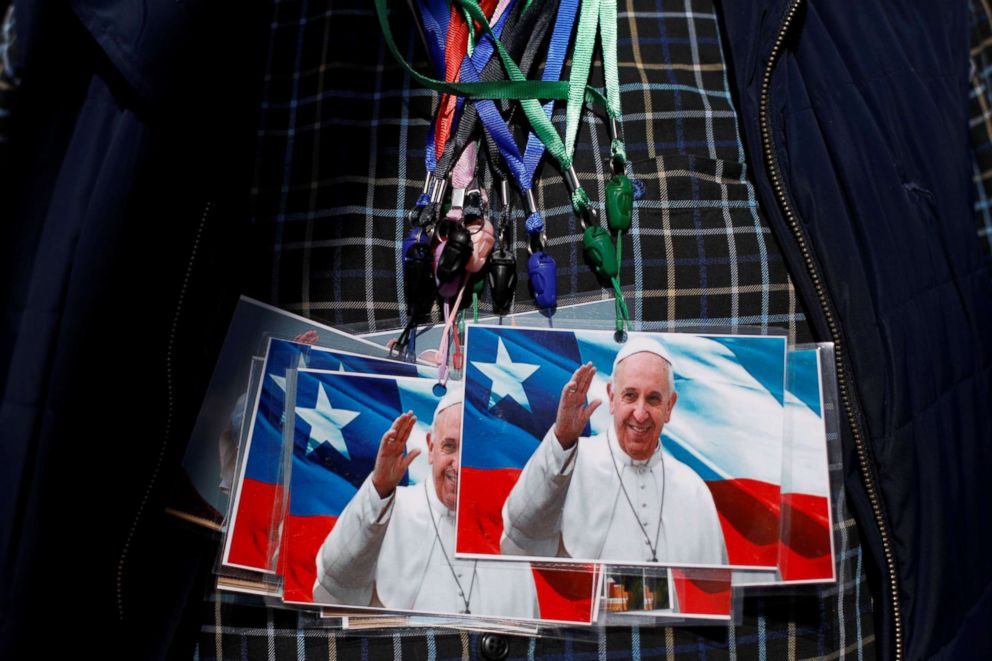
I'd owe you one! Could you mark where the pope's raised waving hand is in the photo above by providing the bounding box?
[553,362,602,450]
[371,411,420,499]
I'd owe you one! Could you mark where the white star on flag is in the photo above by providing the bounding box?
[295,384,360,458]
[471,338,540,411]
[269,353,311,392]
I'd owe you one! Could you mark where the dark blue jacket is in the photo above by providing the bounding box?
[718,1,992,658]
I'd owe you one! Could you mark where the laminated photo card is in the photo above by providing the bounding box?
[281,371,601,625]
[456,325,788,570]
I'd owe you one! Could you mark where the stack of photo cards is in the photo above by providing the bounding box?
[280,370,603,626]
[214,344,441,600]
[221,337,437,576]
[171,297,398,531]
[178,298,843,633]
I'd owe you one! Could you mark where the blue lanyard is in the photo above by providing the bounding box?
[520,0,579,312]
[415,0,450,77]
[417,0,512,208]
[414,0,450,206]
[519,0,579,231]
[456,4,525,186]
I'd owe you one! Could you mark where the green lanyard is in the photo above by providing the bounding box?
[564,0,626,167]
[602,0,632,332]
[563,0,631,333]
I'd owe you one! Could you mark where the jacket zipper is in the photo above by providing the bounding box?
[116,199,214,621]
[756,1,904,659]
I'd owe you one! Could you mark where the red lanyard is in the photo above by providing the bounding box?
[434,0,499,163]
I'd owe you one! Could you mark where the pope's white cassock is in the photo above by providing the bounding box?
[501,425,728,565]
[313,474,539,618]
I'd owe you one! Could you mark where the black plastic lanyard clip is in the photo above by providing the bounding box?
[403,227,437,316]
[488,245,517,315]
[435,220,473,282]
[488,185,517,315]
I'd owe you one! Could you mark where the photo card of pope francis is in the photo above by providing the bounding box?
[222,337,437,575]
[279,369,601,624]
[455,325,789,570]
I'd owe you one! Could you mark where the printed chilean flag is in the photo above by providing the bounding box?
[457,326,788,569]
[778,349,834,582]
[280,372,436,603]
[281,371,598,623]
[223,338,432,572]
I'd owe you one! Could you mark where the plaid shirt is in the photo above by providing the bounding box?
[192,2,879,659]
[970,0,992,267]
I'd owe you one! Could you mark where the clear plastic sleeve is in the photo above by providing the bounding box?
[732,343,841,591]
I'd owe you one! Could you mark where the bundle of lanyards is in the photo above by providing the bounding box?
[378,0,633,389]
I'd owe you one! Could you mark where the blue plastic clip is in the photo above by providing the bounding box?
[527,251,558,309]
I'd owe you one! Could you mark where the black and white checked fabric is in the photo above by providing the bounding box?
[969,0,992,267]
[200,1,877,658]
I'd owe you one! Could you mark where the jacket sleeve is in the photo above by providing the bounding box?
[312,475,395,605]
[500,426,579,557]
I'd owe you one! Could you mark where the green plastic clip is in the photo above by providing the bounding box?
[605,174,633,233]
[583,226,619,280]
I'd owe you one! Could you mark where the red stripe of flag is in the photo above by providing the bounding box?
[706,478,781,566]
[228,478,285,570]
[456,467,521,554]
[779,492,833,581]
[671,569,732,616]
[532,565,596,623]
[282,513,337,603]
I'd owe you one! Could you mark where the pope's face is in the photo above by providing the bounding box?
[427,404,461,511]
[607,354,677,461]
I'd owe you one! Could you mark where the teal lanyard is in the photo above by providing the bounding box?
[564,0,625,164]
[564,0,631,333]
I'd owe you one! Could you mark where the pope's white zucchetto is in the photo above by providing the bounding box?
[612,336,676,374]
